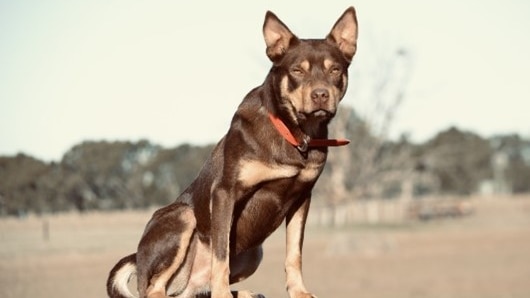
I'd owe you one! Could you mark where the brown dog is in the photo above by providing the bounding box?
[107,7,358,298]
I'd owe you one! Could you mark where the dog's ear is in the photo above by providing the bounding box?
[326,7,358,62]
[263,11,297,62]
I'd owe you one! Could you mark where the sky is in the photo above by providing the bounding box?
[1,0,529,161]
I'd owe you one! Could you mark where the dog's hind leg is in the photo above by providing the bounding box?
[135,203,197,298]
[229,246,263,284]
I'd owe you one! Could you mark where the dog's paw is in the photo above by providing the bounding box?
[232,290,265,298]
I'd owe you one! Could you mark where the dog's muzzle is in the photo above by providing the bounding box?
[307,88,337,117]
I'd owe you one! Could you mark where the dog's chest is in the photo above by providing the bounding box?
[237,158,324,188]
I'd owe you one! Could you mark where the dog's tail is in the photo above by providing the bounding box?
[107,253,138,298]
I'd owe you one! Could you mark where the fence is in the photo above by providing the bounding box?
[308,197,473,227]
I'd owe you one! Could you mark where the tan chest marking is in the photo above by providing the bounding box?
[238,159,299,187]
[238,159,324,187]
[298,162,324,182]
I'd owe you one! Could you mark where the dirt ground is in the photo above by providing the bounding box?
[1,195,529,298]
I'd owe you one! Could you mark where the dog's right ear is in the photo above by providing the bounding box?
[263,11,297,62]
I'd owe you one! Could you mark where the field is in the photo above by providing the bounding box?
[1,196,529,298]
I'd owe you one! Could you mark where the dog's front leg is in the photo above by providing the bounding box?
[285,196,316,298]
[210,187,235,298]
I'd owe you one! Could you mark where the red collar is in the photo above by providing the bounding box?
[268,112,350,151]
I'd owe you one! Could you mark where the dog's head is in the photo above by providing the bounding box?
[263,7,358,126]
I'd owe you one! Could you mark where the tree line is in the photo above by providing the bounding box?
[1,106,529,217]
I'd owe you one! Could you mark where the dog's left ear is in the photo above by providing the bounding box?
[327,7,358,63]
[263,11,297,63]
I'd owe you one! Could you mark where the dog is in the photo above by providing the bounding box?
[107,7,358,298]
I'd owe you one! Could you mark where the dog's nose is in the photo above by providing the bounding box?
[311,88,330,104]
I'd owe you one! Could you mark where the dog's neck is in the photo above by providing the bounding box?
[267,112,350,153]
[297,114,331,139]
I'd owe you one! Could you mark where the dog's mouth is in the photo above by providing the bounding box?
[312,110,332,117]
[298,109,334,121]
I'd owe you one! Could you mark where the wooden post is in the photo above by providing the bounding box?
[42,219,49,241]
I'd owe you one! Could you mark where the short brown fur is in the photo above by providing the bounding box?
[107,7,358,298]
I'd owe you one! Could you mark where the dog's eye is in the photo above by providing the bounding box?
[329,66,342,75]
[290,67,305,76]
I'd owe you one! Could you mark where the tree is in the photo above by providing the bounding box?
[0,154,49,215]
[420,127,493,195]
[491,134,530,193]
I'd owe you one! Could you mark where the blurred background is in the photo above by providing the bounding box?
[1,1,529,298]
